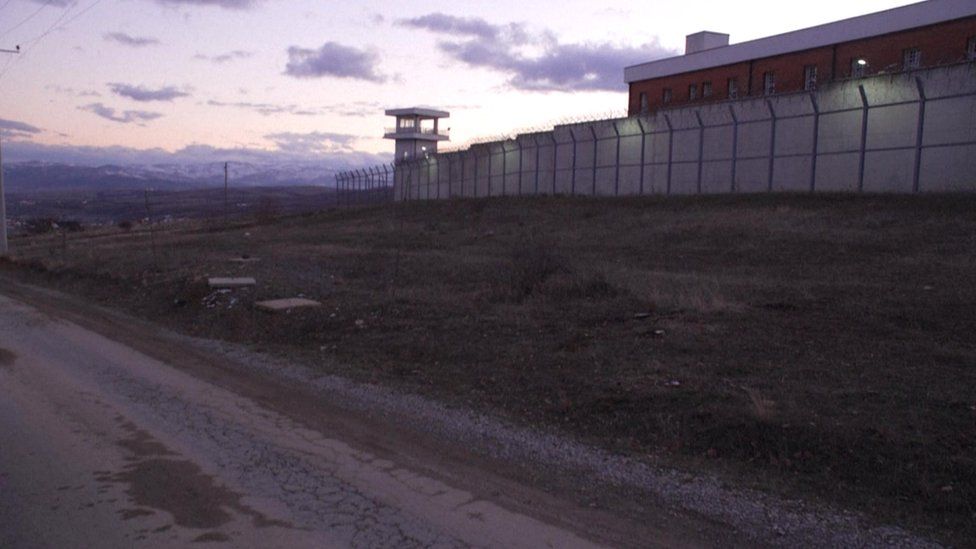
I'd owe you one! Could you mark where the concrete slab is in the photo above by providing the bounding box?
[255,298,321,312]
[208,277,256,288]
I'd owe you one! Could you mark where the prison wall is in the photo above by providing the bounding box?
[391,63,976,200]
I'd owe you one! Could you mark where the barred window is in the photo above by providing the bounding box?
[702,81,713,98]
[804,65,818,91]
[763,71,775,95]
[662,88,672,104]
[689,84,699,100]
[639,92,649,113]
[967,37,976,61]
[727,77,738,99]
[903,48,921,71]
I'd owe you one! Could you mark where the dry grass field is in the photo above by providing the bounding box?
[3,193,975,543]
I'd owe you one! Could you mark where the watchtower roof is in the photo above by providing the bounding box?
[384,107,450,118]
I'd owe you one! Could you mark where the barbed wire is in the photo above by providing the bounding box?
[437,108,630,154]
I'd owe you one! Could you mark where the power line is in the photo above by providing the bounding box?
[0,0,55,41]
[0,0,104,81]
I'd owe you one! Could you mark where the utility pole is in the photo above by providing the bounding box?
[0,131,7,256]
[223,161,228,223]
[0,46,18,256]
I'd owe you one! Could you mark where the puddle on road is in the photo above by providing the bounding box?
[95,423,291,535]
[0,347,16,369]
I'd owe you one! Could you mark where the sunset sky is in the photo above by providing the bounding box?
[0,0,919,167]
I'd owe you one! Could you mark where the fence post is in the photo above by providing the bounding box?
[425,157,433,201]
[532,134,541,195]
[517,139,524,196]
[501,141,508,196]
[358,169,366,204]
[636,118,647,195]
[473,149,480,198]
[349,169,356,205]
[664,114,674,195]
[913,77,926,193]
[446,154,453,199]
[487,146,493,197]
[334,174,341,208]
[460,152,467,198]
[766,99,777,192]
[857,84,869,193]
[611,120,621,196]
[809,93,820,193]
[569,127,578,195]
[551,133,558,194]
[695,110,705,194]
[729,105,739,193]
[589,125,598,196]
[366,168,372,202]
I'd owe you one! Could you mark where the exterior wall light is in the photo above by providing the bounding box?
[857,59,868,66]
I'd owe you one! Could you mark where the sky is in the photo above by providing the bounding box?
[0,0,920,167]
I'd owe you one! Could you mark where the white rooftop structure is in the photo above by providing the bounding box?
[625,0,976,83]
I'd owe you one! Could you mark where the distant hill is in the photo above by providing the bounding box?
[2,161,341,193]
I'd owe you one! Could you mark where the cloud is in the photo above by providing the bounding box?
[45,84,100,97]
[264,131,359,155]
[79,103,163,124]
[104,32,160,47]
[206,99,320,117]
[399,13,500,40]
[109,83,190,102]
[27,0,75,5]
[151,0,260,8]
[0,118,42,139]
[206,98,382,118]
[398,13,673,92]
[194,50,253,63]
[284,42,386,82]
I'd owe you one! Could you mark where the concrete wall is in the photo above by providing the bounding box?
[391,63,976,200]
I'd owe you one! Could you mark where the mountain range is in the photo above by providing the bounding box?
[1,161,356,193]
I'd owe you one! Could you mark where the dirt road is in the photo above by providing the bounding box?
[0,283,725,548]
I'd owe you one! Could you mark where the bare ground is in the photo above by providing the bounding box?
[3,192,975,545]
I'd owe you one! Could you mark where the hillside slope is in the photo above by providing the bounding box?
[4,193,975,544]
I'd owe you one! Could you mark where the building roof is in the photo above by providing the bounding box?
[624,0,976,84]
[384,107,450,118]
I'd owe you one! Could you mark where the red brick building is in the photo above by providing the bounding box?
[625,0,976,115]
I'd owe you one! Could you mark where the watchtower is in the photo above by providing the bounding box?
[383,107,450,164]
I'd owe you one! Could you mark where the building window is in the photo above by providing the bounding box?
[967,37,976,61]
[702,81,713,98]
[639,92,649,113]
[662,88,672,105]
[903,48,921,71]
[851,58,866,78]
[763,72,775,95]
[689,84,699,100]
[804,65,818,91]
[727,77,738,99]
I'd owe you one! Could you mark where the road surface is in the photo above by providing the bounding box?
[0,283,711,548]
